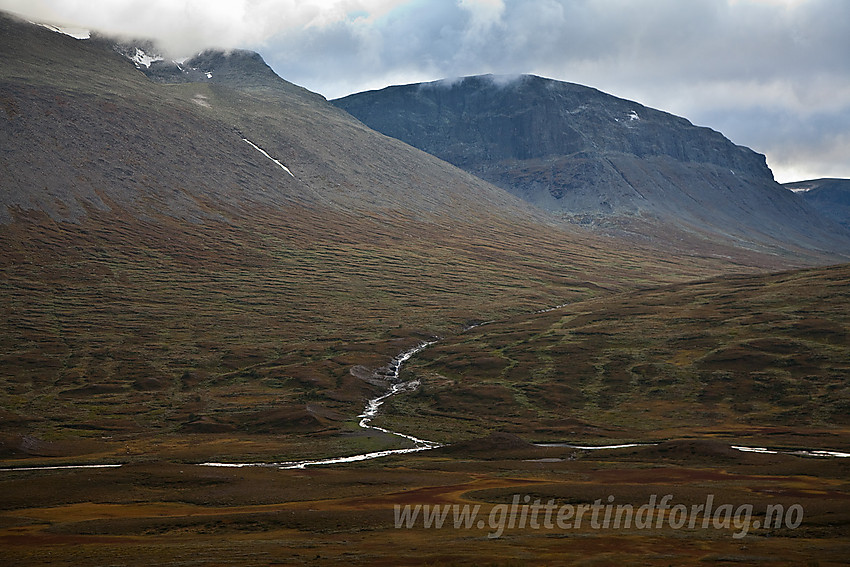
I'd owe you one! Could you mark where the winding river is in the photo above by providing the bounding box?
[201,340,442,470]
[1,335,849,473]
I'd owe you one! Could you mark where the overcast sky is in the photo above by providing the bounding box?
[3,0,848,182]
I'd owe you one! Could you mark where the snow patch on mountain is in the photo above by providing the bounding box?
[33,22,90,39]
[131,47,163,69]
[192,94,211,108]
[243,138,295,178]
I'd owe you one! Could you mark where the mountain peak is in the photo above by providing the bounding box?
[337,73,770,175]
[334,75,850,256]
[106,42,283,90]
[182,48,278,86]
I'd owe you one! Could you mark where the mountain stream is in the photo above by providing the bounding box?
[2,335,849,472]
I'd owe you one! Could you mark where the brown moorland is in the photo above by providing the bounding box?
[1,264,847,565]
[396,263,850,448]
[1,12,849,566]
[0,12,789,463]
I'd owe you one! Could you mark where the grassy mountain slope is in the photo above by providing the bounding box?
[0,13,779,458]
[395,263,850,447]
[2,14,849,567]
[1,18,528,223]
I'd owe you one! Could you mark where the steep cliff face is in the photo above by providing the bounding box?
[335,74,850,256]
[337,74,768,172]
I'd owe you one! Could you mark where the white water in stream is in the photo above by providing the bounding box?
[535,442,656,450]
[0,464,122,472]
[2,334,849,473]
[201,340,441,470]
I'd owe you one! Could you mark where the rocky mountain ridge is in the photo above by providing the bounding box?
[334,74,850,257]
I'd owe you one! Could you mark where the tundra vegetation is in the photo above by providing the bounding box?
[1,13,848,566]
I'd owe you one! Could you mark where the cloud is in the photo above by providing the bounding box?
[700,105,850,182]
[0,0,408,55]
[458,0,504,41]
[2,0,847,181]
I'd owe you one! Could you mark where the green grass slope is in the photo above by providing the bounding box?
[396,263,850,448]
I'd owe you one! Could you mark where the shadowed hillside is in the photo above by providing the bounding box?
[785,178,850,230]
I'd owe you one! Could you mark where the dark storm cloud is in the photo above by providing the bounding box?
[3,0,847,181]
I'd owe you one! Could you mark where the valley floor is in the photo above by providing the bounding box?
[1,215,848,564]
[1,446,848,566]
